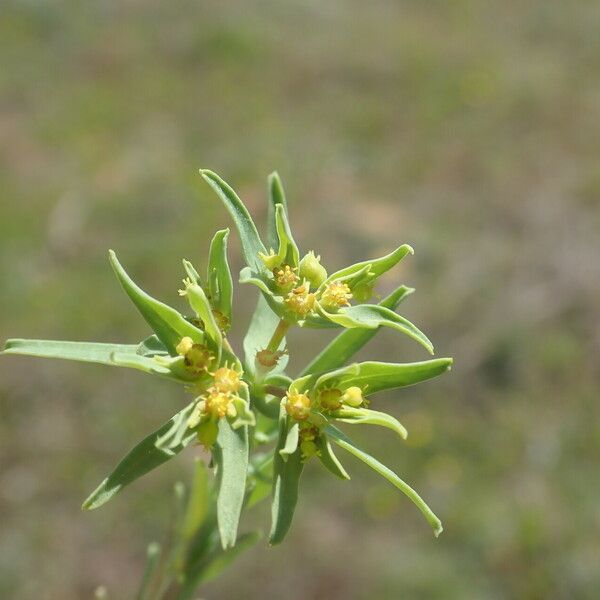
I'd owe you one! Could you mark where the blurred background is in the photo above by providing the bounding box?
[1,1,599,598]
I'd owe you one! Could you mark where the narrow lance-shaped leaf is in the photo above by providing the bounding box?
[318,303,434,354]
[316,435,350,480]
[109,250,204,355]
[300,285,414,376]
[200,170,267,273]
[331,407,408,439]
[3,339,138,366]
[326,424,443,537]
[82,404,197,510]
[269,405,304,545]
[182,281,222,361]
[273,203,299,267]
[267,171,287,249]
[316,358,453,395]
[207,228,233,323]
[323,243,414,287]
[213,418,249,549]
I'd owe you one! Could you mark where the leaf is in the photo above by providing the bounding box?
[181,460,212,542]
[331,407,408,439]
[316,435,350,480]
[182,281,222,358]
[109,250,204,355]
[207,229,233,323]
[267,171,287,249]
[319,303,434,354]
[326,424,443,537]
[279,422,299,459]
[213,418,249,549]
[316,358,453,395]
[299,285,414,376]
[136,335,169,357]
[273,203,299,267]
[323,243,414,287]
[82,404,197,510]
[155,403,197,454]
[3,338,138,365]
[200,170,267,273]
[269,407,304,545]
[110,352,193,383]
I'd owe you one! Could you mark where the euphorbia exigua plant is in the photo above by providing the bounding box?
[2,170,452,597]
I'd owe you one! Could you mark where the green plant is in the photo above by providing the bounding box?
[2,170,452,598]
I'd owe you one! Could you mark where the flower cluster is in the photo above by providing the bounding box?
[3,168,452,592]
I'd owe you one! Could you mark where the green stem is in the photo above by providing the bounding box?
[266,319,290,353]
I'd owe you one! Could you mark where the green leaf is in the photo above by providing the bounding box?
[323,243,414,287]
[3,338,138,365]
[279,422,299,459]
[319,303,434,354]
[299,285,414,376]
[213,418,249,549]
[181,281,222,358]
[82,404,197,510]
[273,203,299,267]
[316,358,453,395]
[136,335,169,357]
[207,229,233,323]
[269,407,304,545]
[181,460,212,542]
[267,171,287,249]
[110,352,193,383]
[200,170,267,273]
[331,407,408,439]
[316,435,350,480]
[326,424,443,537]
[109,250,204,355]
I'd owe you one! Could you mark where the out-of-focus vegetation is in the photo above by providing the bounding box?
[1,1,598,598]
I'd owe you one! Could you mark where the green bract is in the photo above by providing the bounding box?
[2,169,453,597]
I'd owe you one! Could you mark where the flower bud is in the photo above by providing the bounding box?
[341,386,364,407]
[298,251,327,288]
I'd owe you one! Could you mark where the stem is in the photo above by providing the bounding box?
[264,385,287,399]
[266,319,289,353]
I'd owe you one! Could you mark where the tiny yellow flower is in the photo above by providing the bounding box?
[273,265,299,291]
[317,388,343,411]
[285,391,312,421]
[183,344,214,375]
[284,283,316,318]
[342,386,365,407]
[212,366,241,394]
[204,390,233,419]
[320,281,352,309]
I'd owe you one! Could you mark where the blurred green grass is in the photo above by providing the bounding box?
[1,1,599,598]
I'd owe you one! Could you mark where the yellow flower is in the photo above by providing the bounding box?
[285,391,312,421]
[212,366,241,394]
[273,265,299,291]
[320,281,352,309]
[176,337,215,375]
[204,389,235,419]
[284,283,316,319]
